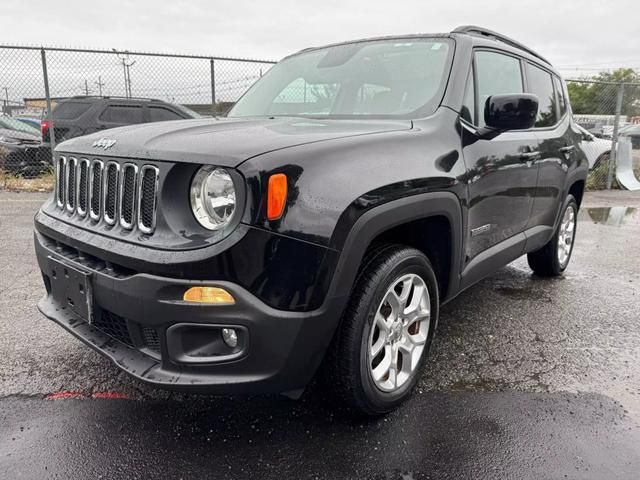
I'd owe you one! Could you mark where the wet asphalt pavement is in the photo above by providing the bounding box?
[1,190,640,479]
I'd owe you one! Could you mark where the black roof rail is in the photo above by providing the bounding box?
[452,25,551,65]
[69,95,165,102]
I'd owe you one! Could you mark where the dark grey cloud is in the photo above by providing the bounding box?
[4,0,640,76]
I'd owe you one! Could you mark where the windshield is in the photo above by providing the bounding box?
[228,38,453,119]
[0,116,39,135]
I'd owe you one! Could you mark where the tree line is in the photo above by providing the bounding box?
[567,68,640,117]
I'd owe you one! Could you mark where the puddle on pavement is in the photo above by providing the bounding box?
[579,207,639,227]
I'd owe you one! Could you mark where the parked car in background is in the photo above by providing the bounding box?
[576,124,611,169]
[599,125,615,139]
[619,124,640,149]
[40,96,202,163]
[0,115,44,177]
[16,117,43,131]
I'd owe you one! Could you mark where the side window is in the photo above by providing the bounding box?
[99,105,144,124]
[52,101,92,120]
[553,76,568,117]
[461,66,475,124]
[474,51,523,128]
[149,107,184,122]
[526,63,558,127]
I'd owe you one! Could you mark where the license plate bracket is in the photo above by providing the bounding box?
[47,256,94,323]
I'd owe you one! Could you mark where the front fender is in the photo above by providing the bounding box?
[323,191,464,309]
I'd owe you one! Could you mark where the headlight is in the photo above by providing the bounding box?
[190,166,237,230]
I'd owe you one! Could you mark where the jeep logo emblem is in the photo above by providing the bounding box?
[92,138,117,150]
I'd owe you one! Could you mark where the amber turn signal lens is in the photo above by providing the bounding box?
[267,173,287,220]
[183,287,235,305]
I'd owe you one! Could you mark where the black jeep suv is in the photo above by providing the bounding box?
[34,26,588,415]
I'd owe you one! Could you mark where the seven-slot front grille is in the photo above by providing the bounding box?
[56,156,159,235]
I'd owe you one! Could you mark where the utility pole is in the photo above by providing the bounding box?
[83,79,91,96]
[126,60,135,97]
[2,87,8,115]
[114,50,135,98]
[95,76,105,97]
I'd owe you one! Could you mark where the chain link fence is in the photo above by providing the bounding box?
[1,44,639,194]
[567,79,640,190]
[0,45,275,186]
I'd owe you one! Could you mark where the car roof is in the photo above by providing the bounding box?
[61,96,174,105]
[285,26,559,75]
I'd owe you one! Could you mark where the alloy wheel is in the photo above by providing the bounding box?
[557,204,576,268]
[367,273,430,393]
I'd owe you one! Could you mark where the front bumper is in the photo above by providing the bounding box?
[34,230,342,395]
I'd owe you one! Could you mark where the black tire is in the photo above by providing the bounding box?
[527,195,578,277]
[322,245,439,416]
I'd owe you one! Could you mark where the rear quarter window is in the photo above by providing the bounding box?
[52,101,92,120]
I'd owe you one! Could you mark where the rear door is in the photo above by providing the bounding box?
[525,65,579,230]
[460,49,540,261]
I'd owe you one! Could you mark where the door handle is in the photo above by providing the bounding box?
[559,145,575,153]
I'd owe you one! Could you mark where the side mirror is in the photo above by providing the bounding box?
[485,94,538,130]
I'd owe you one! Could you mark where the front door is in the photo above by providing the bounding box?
[460,49,540,262]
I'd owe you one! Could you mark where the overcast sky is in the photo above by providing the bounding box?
[3,0,639,77]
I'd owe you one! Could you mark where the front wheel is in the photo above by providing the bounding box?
[322,245,439,416]
[527,195,578,276]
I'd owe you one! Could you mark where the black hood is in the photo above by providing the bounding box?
[55,117,412,167]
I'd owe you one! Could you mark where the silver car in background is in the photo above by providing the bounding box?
[576,124,612,170]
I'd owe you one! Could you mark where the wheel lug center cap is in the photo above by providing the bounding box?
[389,320,403,342]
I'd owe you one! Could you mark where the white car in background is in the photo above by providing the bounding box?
[576,124,612,169]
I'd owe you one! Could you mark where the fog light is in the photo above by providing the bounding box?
[221,328,238,348]
[183,287,235,305]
